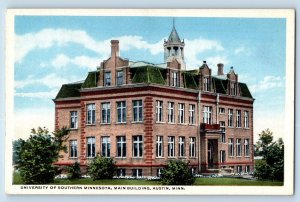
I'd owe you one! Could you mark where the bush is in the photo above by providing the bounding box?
[254,160,271,180]
[161,160,195,185]
[17,127,69,184]
[88,156,116,180]
[68,162,81,179]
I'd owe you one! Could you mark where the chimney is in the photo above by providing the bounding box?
[217,63,224,75]
[111,40,119,57]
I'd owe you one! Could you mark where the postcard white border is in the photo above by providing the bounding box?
[5,9,295,195]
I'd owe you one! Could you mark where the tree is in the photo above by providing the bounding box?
[12,138,25,165]
[88,155,116,180]
[254,129,284,181]
[161,160,195,185]
[17,127,70,184]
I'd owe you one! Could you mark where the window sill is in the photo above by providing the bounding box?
[228,126,234,128]
[244,156,251,158]
[115,157,127,159]
[86,157,95,159]
[131,121,144,124]
[69,157,78,159]
[236,156,242,158]
[100,123,111,125]
[244,127,250,130]
[178,156,186,159]
[167,157,176,159]
[177,123,186,125]
[70,128,78,131]
[229,156,235,158]
[236,127,242,129]
[86,124,96,126]
[189,157,197,159]
[132,157,143,159]
[116,122,127,125]
[188,124,197,126]
[155,157,165,159]
[156,121,166,124]
[167,122,176,125]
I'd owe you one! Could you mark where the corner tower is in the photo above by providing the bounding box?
[164,21,186,70]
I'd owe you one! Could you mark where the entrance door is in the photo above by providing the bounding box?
[208,141,214,169]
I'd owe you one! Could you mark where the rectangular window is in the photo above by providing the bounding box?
[168,136,175,157]
[236,110,241,127]
[228,109,233,127]
[189,104,196,124]
[189,137,196,157]
[178,137,185,157]
[237,165,243,173]
[117,136,126,157]
[230,82,237,96]
[220,150,226,163]
[101,102,111,124]
[156,100,163,122]
[86,104,96,125]
[117,101,126,123]
[133,135,143,157]
[203,106,212,124]
[156,136,163,157]
[101,136,110,157]
[133,100,143,122]
[244,139,250,157]
[69,140,78,158]
[228,138,234,157]
[70,111,78,129]
[117,70,123,86]
[168,102,175,123]
[203,77,210,91]
[104,71,111,86]
[244,111,249,128]
[245,165,250,173]
[157,168,163,177]
[87,137,95,158]
[132,169,143,178]
[236,138,242,156]
[219,107,225,114]
[172,71,178,87]
[220,121,226,143]
[178,103,185,124]
[117,169,126,177]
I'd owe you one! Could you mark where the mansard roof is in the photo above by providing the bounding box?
[55,65,253,100]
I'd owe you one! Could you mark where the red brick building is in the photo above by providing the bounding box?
[54,26,254,177]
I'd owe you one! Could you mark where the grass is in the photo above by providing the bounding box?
[13,172,283,186]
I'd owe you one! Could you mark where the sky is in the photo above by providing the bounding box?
[13,16,286,142]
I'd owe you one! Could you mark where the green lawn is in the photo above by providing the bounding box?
[13,172,283,186]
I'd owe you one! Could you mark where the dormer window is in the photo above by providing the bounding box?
[117,70,123,86]
[104,71,111,86]
[171,71,178,87]
[230,82,237,96]
[203,77,211,92]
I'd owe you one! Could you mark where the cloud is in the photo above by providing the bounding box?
[15,73,72,89]
[51,54,101,70]
[249,75,284,93]
[14,108,55,139]
[184,38,224,68]
[205,56,230,74]
[234,47,245,55]
[15,29,165,63]
[14,90,58,99]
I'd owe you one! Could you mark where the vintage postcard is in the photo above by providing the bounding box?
[5,9,295,195]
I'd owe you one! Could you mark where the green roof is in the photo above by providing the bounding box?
[55,83,82,99]
[212,77,228,94]
[82,71,99,88]
[183,72,199,89]
[55,66,253,100]
[131,66,165,85]
[239,82,253,98]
